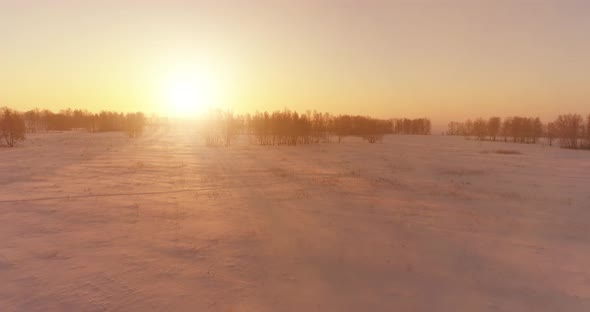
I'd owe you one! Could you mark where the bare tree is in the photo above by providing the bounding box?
[446,121,460,135]
[203,110,241,146]
[501,117,512,142]
[546,122,556,146]
[511,117,523,143]
[0,107,26,147]
[472,118,488,141]
[554,114,583,149]
[487,117,501,141]
[464,119,473,140]
[532,117,543,144]
[24,109,43,133]
[125,112,146,138]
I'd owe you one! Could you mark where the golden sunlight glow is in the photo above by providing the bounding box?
[160,64,226,117]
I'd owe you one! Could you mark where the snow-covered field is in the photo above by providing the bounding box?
[1,127,590,311]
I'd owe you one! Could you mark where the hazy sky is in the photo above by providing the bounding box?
[1,0,589,122]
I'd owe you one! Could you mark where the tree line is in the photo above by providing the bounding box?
[22,108,146,134]
[447,114,590,149]
[392,118,432,135]
[203,110,432,146]
[0,107,147,147]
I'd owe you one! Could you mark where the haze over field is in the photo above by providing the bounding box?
[1,129,590,311]
[2,1,590,311]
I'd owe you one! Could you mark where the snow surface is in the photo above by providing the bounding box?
[1,127,590,311]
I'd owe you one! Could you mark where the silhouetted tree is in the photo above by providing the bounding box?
[532,117,543,144]
[554,114,583,149]
[23,109,43,133]
[546,122,557,146]
[501,117,512,142]
[0,107,26,147]
[392,118,430,135]
[202,110,239,146]
[511,117,523,143]
[487,117,501,141]
[125,112,146,138]
[464,119,473,139]
[446,121,460,135]
[472,118,488,141]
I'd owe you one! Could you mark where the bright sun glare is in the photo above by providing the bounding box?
[162,66,222,117]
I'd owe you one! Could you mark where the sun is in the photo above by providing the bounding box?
[161,66,222,117]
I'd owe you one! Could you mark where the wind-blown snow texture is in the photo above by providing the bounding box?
[1,128,590,311]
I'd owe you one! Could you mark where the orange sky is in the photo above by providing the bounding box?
[1,0,589,123]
